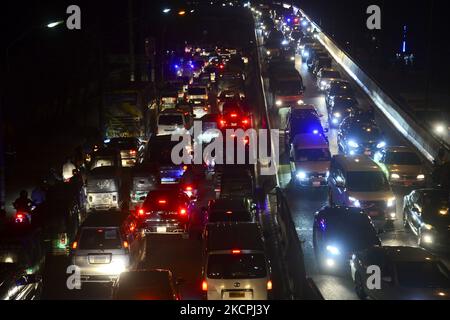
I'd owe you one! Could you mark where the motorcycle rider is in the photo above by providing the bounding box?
[13,190,33,212]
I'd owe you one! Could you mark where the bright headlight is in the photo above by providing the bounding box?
[423,223,433,231]
[266,50,271,55]
[422,234,434,244]
[290,56,295,61]
[417,174,425,180]
[387,197,396,207]
[390,173,400,180]
[348,140,359,148]
[377,141,386,149]
[297,100,304,105]
[326,245,341,256]
[276,100,282,106]
[321,80,327,86]
[296,171,307,180]
[334,112,342,118]
[349,197,361,207]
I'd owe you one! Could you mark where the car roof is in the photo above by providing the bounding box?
[317,206,369,218]
[206,222,264,252]
[81,212,129,228]
[210,198,248,211]
[292,133,329,148]
[367,246,438,263]
[333,155,382,172]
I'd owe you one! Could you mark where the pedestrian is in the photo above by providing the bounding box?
[62,158,77,182]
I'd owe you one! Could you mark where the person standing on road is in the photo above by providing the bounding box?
[62,158,77,182]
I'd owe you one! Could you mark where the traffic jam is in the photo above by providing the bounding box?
[1,1,449,302]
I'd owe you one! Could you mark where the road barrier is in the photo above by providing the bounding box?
[295,6,449,163]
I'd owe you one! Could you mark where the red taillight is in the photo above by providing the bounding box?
[129,149,137,155]
[242,118,249,125]
[220,119,226,127]
[183,165,188,171]
[138,208,145,216]
[179,208,187,215]
[185,185,193,191]
[72,242,78,249]
[202,280,208,291]
[158,200,167,204]
[267,280,273,290]
[123,241,129,248]
[232,249,241,254]
[219,64,224,69]
[230,113,237,118]
[16,213,24,219]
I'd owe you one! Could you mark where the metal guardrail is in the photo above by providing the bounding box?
[294,6,449,163]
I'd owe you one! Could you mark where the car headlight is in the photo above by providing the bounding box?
[326,245,341,256]
[377,141,386,149]
[349,197,361,207]
[417,174,425,180]
[320,80,327,86]
[296,171,307,180]
[387,197,396,207]
[297,100,304,105]
[390,173,400,180]
[348,140,359,148]
[303,51,309,57]
[333,112,342,118]
[422,234,434,244]
[266,50,271,55]
[276,100,282,106]
[290,56,295,61]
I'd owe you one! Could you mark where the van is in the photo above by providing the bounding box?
[156,109,189,136]
[71,212,145,282]
[202,222,271,300]
[290,133,331,187]
[328,155,397,222]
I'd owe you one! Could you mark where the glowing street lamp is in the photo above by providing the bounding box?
[178,10,186,16]
[47,20,64,28]
[162,8,171,14]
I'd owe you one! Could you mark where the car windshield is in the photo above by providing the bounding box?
[347,171,390,192]
[384,152,422,165]
[326,215,380,249]
[188,88,206,95]
[330,84,353,96]
[322,71,341,79]
[158,115,183,126]
[209,210,251,223]
[295,148,331,162]
[207,253,267,279]
[348,126,381,141]
[78,228,122,250]
[396,262,450,288]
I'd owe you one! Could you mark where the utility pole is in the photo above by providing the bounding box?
[128,0,136,82]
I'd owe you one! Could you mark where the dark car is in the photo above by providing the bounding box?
[105,137,143,167]
[312,56,332,75]
[0,264,43,300]
[328,96,360,127]
[112,269,180,300]
[337,117,385,157]
[138,187,192,236]
[313,206,381,273]
[403,189,450,251]
[285,112,328,146]
[325,80,355,108]
[203,198,256,225]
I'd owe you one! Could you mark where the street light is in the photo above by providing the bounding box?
[178,10,186,16]
[162,8,171,14]
[435,124,447,135]
[47,20,64,28]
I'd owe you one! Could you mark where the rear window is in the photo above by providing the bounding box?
[158,115,183,126]
[92,157,115,168]
[209,210,252,223]
[295,148,331,162]
[78,228,122,250]
[322,71,341,79]
[207,253,267,279]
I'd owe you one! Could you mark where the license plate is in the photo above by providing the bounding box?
[229,292,245,298]
[231,123,237,126]
[89,255,110,264]
[157,227,167,233]
[313,181,321,187]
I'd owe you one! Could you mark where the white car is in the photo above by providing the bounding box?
[156,109,189,136]
[351,246,450,300]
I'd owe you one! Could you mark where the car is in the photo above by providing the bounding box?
[285,112,328,147]
[70,212,145,282]
[187,86,210,118]
[350,246,450,300]
[306,49,328,71]
[316,68,342,91]
[112,269,181,300]
[374,146,428,187]
[313,206,381,273]
[217,90,242,113]
[137,187,192,236]
[0,265,43,300]
[289,133,331,187]
[90,147,121,170]
[105,137,144,167]
[328,155,397,222]
[203,222,272,300]
[85,167,122,212]
[202,198,256,225]
[403,189,450,251]
[328,96,360,127]
[337,117,385,157]
[312,56,332,75]
[156,109,190,136]
[325,80,355,108]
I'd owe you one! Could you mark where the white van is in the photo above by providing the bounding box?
[202,222,272,300]
[290,133,331,187]
[328,155,397,222]
[156,109,189,136]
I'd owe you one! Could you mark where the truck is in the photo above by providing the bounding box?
[103,82,153,140]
